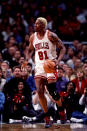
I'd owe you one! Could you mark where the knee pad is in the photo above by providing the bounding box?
[47,83,60,101]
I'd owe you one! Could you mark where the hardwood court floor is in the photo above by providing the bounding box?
[0,123,87,131]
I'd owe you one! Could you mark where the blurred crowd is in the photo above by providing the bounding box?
[0,0,87,124]
[0,0,87,44]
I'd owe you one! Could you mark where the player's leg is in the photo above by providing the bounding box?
[47,78,66,124]
[35,77,52,128]
[35,77,48,113]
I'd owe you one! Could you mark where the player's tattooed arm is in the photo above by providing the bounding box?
[48,31,66,64]
[48,31,59,45]
[57,38,66,64]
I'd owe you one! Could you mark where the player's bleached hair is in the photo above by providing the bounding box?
[37,17,47,29]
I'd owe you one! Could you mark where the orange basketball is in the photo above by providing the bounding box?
[43,59,56,73]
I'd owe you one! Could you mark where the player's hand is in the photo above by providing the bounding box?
[52,59,59,69]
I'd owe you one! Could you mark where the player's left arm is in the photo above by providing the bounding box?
[56,36,66,64]
[48,31,66,64]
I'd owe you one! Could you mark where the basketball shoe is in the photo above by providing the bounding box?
[44,116,52,128]
[59,111,66,124]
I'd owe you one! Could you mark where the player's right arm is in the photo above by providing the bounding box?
[29,34,34,53]
[25,34,34,60]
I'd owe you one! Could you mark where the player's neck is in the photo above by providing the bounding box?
[37,30,46,38]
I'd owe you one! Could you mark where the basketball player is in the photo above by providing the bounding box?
[28,17,66,128]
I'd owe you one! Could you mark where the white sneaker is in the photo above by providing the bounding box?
[57,120,61,124]
[70,117,83,123]
[9,119,22,123]
[22,116,36,123]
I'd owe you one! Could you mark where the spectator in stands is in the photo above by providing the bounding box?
[2,44,20,68]
[0,68,6,92]
[58,19,74,41]
[7,46,16,59]
[62,63,69,71]
[70,87,87,124]
[69,40,79,55]
[46,15,53,30]
[76,43,83,53]
[20,61,36,93]
[3,66,22,97]
[66,59,74,69]
[79,87,87,114]
[13,50,21,65]
[19,56,25,66]
[7,36,17,47]
[26,63,33,76]
[3,66,34,122]
[0,60,10,79]
[56,67,69,93]
[5,68,13,82]
[84,66,87,80]
[26,71,36,93]
[23,34,30,48]
[64,65,76,81]
[0,0,87,43]
[72,67,87,97]
[0,91,5,122]
[3,79,37,123]
[82,45,87,63]
[1,25,13,42]
[1,61,9,72]
[21,68,29,81]
[73,58,83,71]
[0,33,5,52]
[76,51,83,60]
[0,53,3,66]
[63,47,75,62]
[3,66,22,122]
[67,47,75,60]
[60,81,79,120]
[58,61,65,68]
[9,80,36,121]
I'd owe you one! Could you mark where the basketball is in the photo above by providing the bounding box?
[43,59,56,73]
